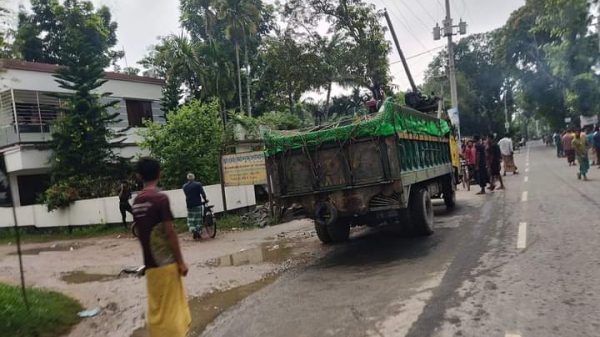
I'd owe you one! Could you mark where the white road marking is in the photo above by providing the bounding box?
[526,162,529,167]
[524,176,528,183]
[521,191,528,202]
[517,222,527,249]
[506,333,522,337]
[525,168,529,173]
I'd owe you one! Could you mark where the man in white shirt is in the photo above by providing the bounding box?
[498,133,519,176]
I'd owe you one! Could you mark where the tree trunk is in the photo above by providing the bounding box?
[324,81,332,121]
[235,41,243,113]
[244,36,252,117]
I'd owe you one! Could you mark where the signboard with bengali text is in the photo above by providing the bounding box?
[222,151,267,187]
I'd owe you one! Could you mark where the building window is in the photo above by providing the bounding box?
[126,99,153,127]
[17,174,50,206]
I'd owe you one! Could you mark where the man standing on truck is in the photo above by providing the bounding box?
[183,173,208,240]
[474,135,488,195]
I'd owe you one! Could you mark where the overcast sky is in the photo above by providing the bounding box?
[8,0,525,96]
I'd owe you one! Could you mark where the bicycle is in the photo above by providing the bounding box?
[199,201,217,239]
[460,160,471,191]
[131,201,216,239]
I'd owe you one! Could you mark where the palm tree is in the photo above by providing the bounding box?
[216,0,260,116]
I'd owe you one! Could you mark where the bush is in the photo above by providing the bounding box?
[140,99,224,189]
[41,175,128,211]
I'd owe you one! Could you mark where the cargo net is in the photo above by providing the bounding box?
[264,98,451,157]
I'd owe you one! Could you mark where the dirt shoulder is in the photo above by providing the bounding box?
[0,219,320,337]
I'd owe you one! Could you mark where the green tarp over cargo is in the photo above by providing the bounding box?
[264,99,451,156]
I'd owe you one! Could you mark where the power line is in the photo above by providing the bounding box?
[414,1,438,23]
[395,0,434,33]
[385,4,431,52]
[390,45,444,63]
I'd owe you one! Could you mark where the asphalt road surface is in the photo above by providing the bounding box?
[201,141,600,337]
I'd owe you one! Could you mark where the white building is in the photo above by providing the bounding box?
[0,59,164,206]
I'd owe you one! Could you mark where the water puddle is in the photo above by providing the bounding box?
[206,242,293,267]
[131,275,278,337]
[61,271,118,284]
[10,242,87,255]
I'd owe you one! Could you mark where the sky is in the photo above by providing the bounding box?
[7,0,525,97]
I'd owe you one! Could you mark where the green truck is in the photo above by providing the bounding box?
[264,99,457,243]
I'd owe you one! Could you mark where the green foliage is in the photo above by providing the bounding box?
[32,0,129,210]
[140,99,224,189]
[283,0,391,99]
[257,111,302,130]
[499,0,599,127]
[0,282,82,337]
[13,0,122,65]
[42,176,124,211]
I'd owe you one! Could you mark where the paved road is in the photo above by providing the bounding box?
[201,142,600,337]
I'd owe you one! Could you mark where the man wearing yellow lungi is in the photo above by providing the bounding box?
[133,158,191,337]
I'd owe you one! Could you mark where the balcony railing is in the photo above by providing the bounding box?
[0,89,163,149]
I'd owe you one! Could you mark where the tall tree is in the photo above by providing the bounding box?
[284,0,391,99]
[25,0,128,209]
[499,0,599,128]
[13,0,122,65]
[216,0,261,115]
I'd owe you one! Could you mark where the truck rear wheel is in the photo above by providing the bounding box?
[326,221,350,242]
[314,202,336,243]
[443,175,456,210]
[410,188,434,236]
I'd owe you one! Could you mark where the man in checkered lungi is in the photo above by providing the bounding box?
[183,173,207,240]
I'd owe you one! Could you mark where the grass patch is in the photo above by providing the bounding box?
[0,283,83,337]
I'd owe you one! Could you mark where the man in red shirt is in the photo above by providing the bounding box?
[132,157,191,337]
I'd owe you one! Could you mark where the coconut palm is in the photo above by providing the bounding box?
[216,0,260,115]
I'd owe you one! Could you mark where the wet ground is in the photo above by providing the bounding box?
[199,142,600,337]
[3,142,598,337]
[0,219,321,337]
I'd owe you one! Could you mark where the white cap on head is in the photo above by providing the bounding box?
[187,173,195,181]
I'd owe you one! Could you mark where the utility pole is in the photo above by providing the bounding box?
[433,0,467,137]
[383,9,418,93]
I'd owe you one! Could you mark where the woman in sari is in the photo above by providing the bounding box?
[572,132,589,180]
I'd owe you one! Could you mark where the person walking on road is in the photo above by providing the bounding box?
[498,133,519,176]
[593,126,600,168]
[563,130,576,166]
[474,135,488,195]
[183,173,208,240]
[132,158,191,337]
[118,180,133,229]
[486,134,505,190]
[572,132,590,180]
[553,131,563,157]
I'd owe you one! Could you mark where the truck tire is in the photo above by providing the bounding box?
[443,188,456,210]
[314,221,332,243]
[314,202,336,243]
[326,221,350,242]
[443,175,456,210]
[410,188,434,236]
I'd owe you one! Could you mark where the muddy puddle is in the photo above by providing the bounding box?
[10,242,88,255]
[131,275,278,337]
[206,242,294,267]
[61,270,119,284]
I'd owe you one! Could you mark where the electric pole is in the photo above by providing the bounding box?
[433,0,467,137]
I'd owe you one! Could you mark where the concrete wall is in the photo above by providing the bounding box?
[0,69,162,100]
[0,184,256,228]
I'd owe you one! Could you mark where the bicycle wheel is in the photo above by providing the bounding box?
[202,212,217,238]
